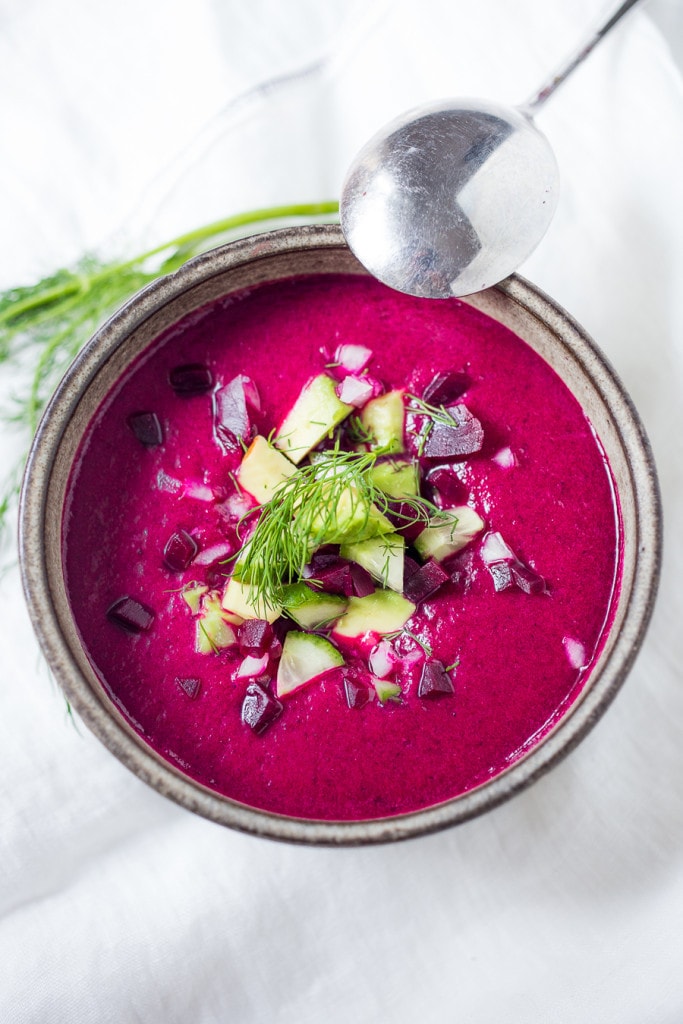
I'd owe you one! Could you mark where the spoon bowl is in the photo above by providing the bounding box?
[340,98,559,298]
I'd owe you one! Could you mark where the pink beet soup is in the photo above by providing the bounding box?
[63,274,621,820]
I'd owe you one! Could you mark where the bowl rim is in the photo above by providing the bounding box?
[18,223,662,845]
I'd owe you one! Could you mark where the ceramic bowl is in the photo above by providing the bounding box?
[19,224,661,845]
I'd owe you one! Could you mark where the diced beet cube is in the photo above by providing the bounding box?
[309,559,354,597]
[385,501,427,541]
[488,561,513,592]
[342,670,370,709]
[241,682,283,735]
[422,405,484,459]
[163,530,199,572]
[422,371,471,406]
[425,466,466,507]
[403,559,449,604]
[169,363,213,396]
[417,660,455,699]
[267,636,283,660]
[107,596,155,634]
[511,562,547,595]
[127,411,163,447]
[214,375,257,452]
[403,555,421,583]
[176,676,201,700]
[238,619,274,656]
[350,562,375,598]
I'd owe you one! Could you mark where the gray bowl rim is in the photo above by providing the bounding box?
[18,223,662,846]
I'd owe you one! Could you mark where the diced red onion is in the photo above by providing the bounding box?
[563,636,587,669]
[156,470,182,494]
[214,375,257,453]
[193,541,235,567]
[335,376,375,408]
[181,479,217,502]
[369,640,398,678]
[220,492,255,522]
[241,682,283,734]
[127,411,163,447]
[236,653,270,680]
[335,343,373,373]
[492,446,517,469]
[480,531,517,565]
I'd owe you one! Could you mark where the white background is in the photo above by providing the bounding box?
[1,2,683,1021]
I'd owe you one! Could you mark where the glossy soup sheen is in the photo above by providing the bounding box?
[63,274,621,820]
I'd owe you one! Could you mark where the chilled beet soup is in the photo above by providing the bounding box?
[63,274,621,821]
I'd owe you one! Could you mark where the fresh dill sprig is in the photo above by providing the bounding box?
[234,440,440,611]
[346,415,376,446]
[0,201,340,542]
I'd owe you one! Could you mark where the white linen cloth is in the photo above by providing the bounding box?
[1,1,682,1020]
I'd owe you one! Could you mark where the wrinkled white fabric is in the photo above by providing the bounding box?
[1,2,682,1021]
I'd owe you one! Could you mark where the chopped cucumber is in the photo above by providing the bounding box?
[222,577,282,623]
[309,484,394,546]
[360,391,405,453]
[372,678,402,704]
[194,596,239,653]
[182,581,208,615]
[276,631,345,697]
[332,589,415,639]
[369,458,419,499]
[282,584,348,629]
[341,533,405,592]
[274,374,353,464]
[237,435,298,502]
[414,506,485,562]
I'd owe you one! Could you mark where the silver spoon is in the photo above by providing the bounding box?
[340,0,642,299]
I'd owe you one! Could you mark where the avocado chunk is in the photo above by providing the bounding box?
[276,632,345,697]
[273,374,353,464]
[332,589,415,639]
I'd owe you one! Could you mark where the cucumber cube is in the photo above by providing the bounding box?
[282,584,348,629]
[332,589,415,639]
[414,506,485,562]
[341,533,405,593]
[369,458,419,499]
[309,484,394,546]
[274,375,353,464]
[276,632,345,697]
[237,435,298,503]
[360,391,405,452]
[222,577,282,623]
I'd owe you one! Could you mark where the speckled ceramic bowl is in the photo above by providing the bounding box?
[18,225,661,845]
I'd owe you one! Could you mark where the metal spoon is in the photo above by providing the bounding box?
[340,0,642,299]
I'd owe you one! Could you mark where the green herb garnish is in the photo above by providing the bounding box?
[0,201,339,542]
[234,440,439,611]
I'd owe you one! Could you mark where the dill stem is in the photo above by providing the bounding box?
[0,201,340,329]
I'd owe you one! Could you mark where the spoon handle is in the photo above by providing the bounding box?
[524,0,643,113]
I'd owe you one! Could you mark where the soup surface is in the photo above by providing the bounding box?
[63,274,621,820]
